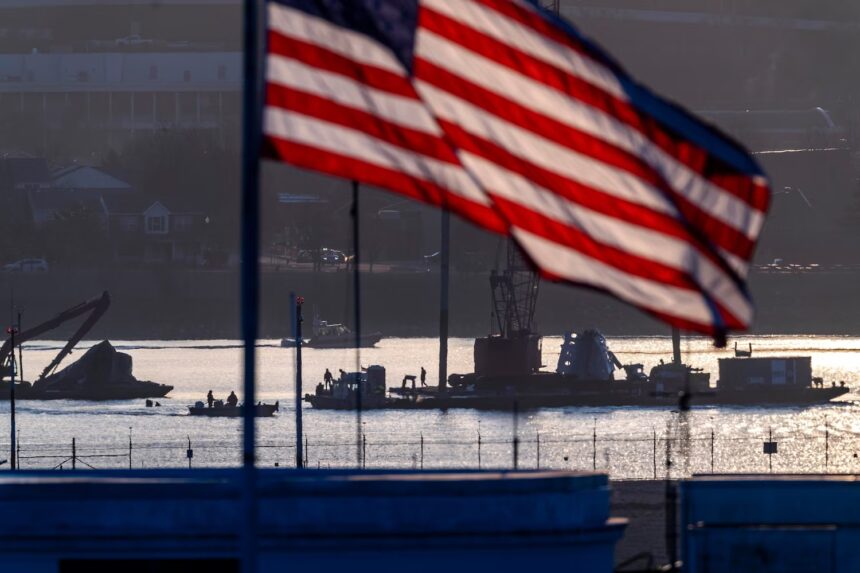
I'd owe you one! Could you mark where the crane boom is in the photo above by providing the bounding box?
[490,240,540,338]
[0,291,111,380]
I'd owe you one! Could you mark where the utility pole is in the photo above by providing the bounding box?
[16,311,22,386]
[352,181,364,469]
[128,427,133,469]
[710,428,715,473]
[439,211,450,394]
[512,402,520,470]
[6,326,17,471]
[293,294,304,469]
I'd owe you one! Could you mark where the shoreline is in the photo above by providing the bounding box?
[4,268,860,340]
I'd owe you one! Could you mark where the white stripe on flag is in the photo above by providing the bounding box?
[268,2,406,75]
[415,80,678,216]
[267,54,441,135]
[415,29,765,238]
[421,0,626,99]
[462,152,752,322]
[513,228,739,326]
[263,107,492,206]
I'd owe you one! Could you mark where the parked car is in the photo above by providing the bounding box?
[321,248,346,265]
[3,258,49,272]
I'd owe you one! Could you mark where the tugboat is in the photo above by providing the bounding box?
[304,366,395,409]
[281,311,382,349]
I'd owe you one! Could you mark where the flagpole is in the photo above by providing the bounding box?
[351,180,363,468]
[293,293,304,469]
[438,211,450,395]
[240,0,261,570]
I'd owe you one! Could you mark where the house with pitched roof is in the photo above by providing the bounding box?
[101,194,205,264]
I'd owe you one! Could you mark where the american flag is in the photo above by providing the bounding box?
[262,0,771,341]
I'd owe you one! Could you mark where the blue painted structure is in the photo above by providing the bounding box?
[683,475,860,572]
[0,469,625,572]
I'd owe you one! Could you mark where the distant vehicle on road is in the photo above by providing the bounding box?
[115,34,153,47]
[294,248,346,266]
[3,258,48,272]
[321,248,346,265]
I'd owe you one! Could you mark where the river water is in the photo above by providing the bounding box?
[5,335,860,477]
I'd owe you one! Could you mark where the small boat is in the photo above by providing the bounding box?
[188,401,279,417]
[281,314,382,349]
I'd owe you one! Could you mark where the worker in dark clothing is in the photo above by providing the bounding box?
[420,367,427,387]
[227,391,239,407]
[339,369,347,381]
[207,390,214,408]
[324,368,333,387]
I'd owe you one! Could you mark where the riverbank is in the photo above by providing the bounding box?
[2,268,859,339]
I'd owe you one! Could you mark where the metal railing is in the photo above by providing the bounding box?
[6,427,858,477]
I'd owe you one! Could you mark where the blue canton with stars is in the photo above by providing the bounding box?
[270,0,420,73]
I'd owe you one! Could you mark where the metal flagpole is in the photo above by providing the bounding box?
[438,211,450,394]
[293,293,304,468]
[7,326,16,471]
[240,0,262,570]
[351,180,363,468]
[16,311,22,387]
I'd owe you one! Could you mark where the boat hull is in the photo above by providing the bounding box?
[307,378,850,410]
[281,333,383,349]
[0,381,173,401]
[188,404,279,417]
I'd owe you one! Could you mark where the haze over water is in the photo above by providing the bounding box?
[5,335,860,477]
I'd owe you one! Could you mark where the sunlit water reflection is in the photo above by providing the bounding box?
[5,335,860,477]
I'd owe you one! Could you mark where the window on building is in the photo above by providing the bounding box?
[146,215,167,234]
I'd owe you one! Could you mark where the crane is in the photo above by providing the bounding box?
[490,241,540,339]
[0,291,111,381]
[473,241,542,378]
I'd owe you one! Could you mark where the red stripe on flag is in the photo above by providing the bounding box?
[419,4,770,212]
[268,31,416,98]
[266,84,460,164]
[412,53,667,193]
[414,57,757,263]
[434,116,755,264]
[494,196,710,291]
[263,134,508,234]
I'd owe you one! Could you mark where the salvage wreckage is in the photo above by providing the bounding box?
[0,292,172,400]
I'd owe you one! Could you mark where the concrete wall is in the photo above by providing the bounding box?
[0,468,625,573]
[683,475,860,572]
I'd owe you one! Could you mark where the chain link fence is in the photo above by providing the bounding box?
[6,426,859,476]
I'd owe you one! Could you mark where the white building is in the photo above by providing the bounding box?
[0,0,241,150]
